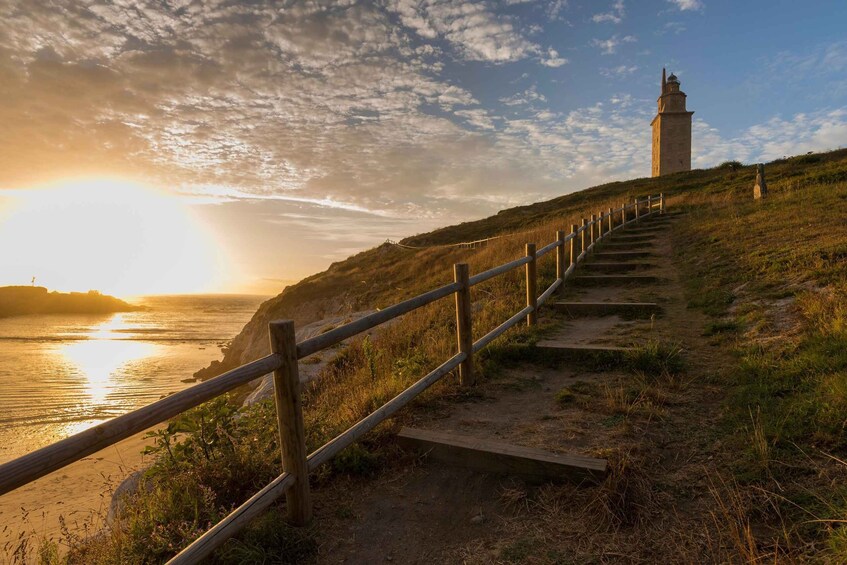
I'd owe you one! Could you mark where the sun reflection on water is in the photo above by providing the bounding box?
[87,313,130,340]
[61,339,157,404]
[59,312,159,413]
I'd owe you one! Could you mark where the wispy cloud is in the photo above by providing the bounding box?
[661,21,687,35]
[591,35,637,55]
[764,40,847,82]
[541,48,568,67]
[592,1,625,24]
[694,108,847,167]
[499,85,548,107]
[387,0,563,66]
[667,0,703,11]
[601,65,639,78]
[748,40,847,105]
[546,0,569,21]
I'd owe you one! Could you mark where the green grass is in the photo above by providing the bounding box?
[703,319,739,336]
[672,149,847,560]
[214,509,319,564]
[624,340,685,375]
[554,388,576,406]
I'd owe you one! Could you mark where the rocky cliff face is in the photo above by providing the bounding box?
[193,286,359,382]
[193,244,398,389]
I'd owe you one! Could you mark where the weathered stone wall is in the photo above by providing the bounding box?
[651,91,693,177]
[651,117,662,177]
[656,112,692,175]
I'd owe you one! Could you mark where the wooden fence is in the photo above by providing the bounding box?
[0,194,665,563]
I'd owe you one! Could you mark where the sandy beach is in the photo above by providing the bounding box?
[0,429,156,561]
[0,295,266,561]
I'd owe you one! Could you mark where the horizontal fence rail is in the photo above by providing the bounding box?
[0,354,283,495]
[0,193,666,563]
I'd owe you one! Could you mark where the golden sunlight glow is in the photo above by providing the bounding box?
[61,338,157,404]
[0,179,228,296]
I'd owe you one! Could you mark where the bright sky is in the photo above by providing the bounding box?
[1,0,845,296]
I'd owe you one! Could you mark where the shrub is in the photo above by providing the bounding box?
[718,160,744,171]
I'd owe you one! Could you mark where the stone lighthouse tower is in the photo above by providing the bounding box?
[651,68,694,177]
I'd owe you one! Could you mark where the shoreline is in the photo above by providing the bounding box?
[0,428,157,559]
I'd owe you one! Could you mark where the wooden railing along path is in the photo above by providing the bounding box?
[0,194,666,563]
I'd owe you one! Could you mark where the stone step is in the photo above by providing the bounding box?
[551,301,661,318]
[593,251,653,260]
[533,342,635,363]
[398,427,607,484]
[574,274,659,286]
[581,262,655,273]
[611,234,655,242]
[623,224,668,232]
[602,241,653,249]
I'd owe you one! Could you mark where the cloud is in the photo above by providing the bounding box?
[387,0,558,66]
[541,48,568,67]
[660,21,687,35]
[693,109,847,167]
[499,85,548,107]
[667,0,703,11]
[592,1,625,24]
[545,0,569,21]
[758,40,847,99]
[1,0,843,275]
[601,65,639,78]
[453,109,497,130]
[0,2,494,205]
[742,109,847,161]
[591,35,637,55]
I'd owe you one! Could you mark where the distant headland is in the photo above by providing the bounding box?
[0,286,142,318]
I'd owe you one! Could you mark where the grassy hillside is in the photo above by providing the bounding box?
[201,155,763,377]
[671,151,847,560]
[30,148,847,563]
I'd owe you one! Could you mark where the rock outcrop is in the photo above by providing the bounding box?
[192,245,398,398]
[0,286,142,317]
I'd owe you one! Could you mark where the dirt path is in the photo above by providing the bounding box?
[313,213,734,563]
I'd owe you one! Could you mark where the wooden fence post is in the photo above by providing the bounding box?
[555,230,565,286]
[453,264,474,387]
[580,219,588,257]
[589,214,596,249]
[660,193,666,214]
[621,203,627,226]
[525,243,537,327]
[268,320,312,526]
[570,224,578,267]
[634,197,640,223]
[607,207,614,234]
[596,211,603,240]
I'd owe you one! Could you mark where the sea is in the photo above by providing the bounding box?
[0,294,268,465]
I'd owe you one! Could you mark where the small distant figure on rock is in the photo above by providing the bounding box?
[753,163,768,199]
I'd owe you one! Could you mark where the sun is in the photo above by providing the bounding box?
[0,179,227,296]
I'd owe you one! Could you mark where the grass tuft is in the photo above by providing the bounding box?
[624,340,685,376]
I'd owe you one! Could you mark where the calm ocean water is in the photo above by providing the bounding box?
[0,294,267,464]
